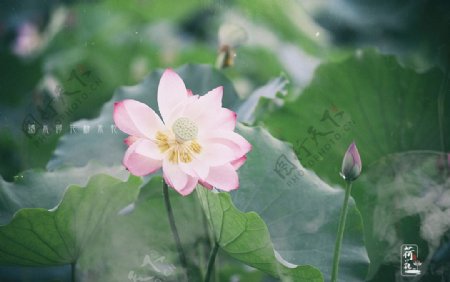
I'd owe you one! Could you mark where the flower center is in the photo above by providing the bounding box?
[172,117,198,142]
[155,117,202,164]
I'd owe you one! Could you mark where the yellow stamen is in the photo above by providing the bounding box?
[179,150,192,163]
[156,131,170,153]
[155,131,202,164]
[190,141,202,154]
[169,149,178,163]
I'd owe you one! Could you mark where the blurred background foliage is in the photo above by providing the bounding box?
[0,0,449,281]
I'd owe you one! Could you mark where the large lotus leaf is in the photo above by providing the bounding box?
[0,174,141,272]
[0,163,128,225]
[229,124,369,281]
[259,49,448,186]
[47,64,240,170]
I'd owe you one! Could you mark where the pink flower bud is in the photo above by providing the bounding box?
[340,142,362,181]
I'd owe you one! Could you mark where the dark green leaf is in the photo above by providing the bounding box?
[260,49,448,186]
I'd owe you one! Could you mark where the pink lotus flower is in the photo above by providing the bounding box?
[113,69,251,196]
